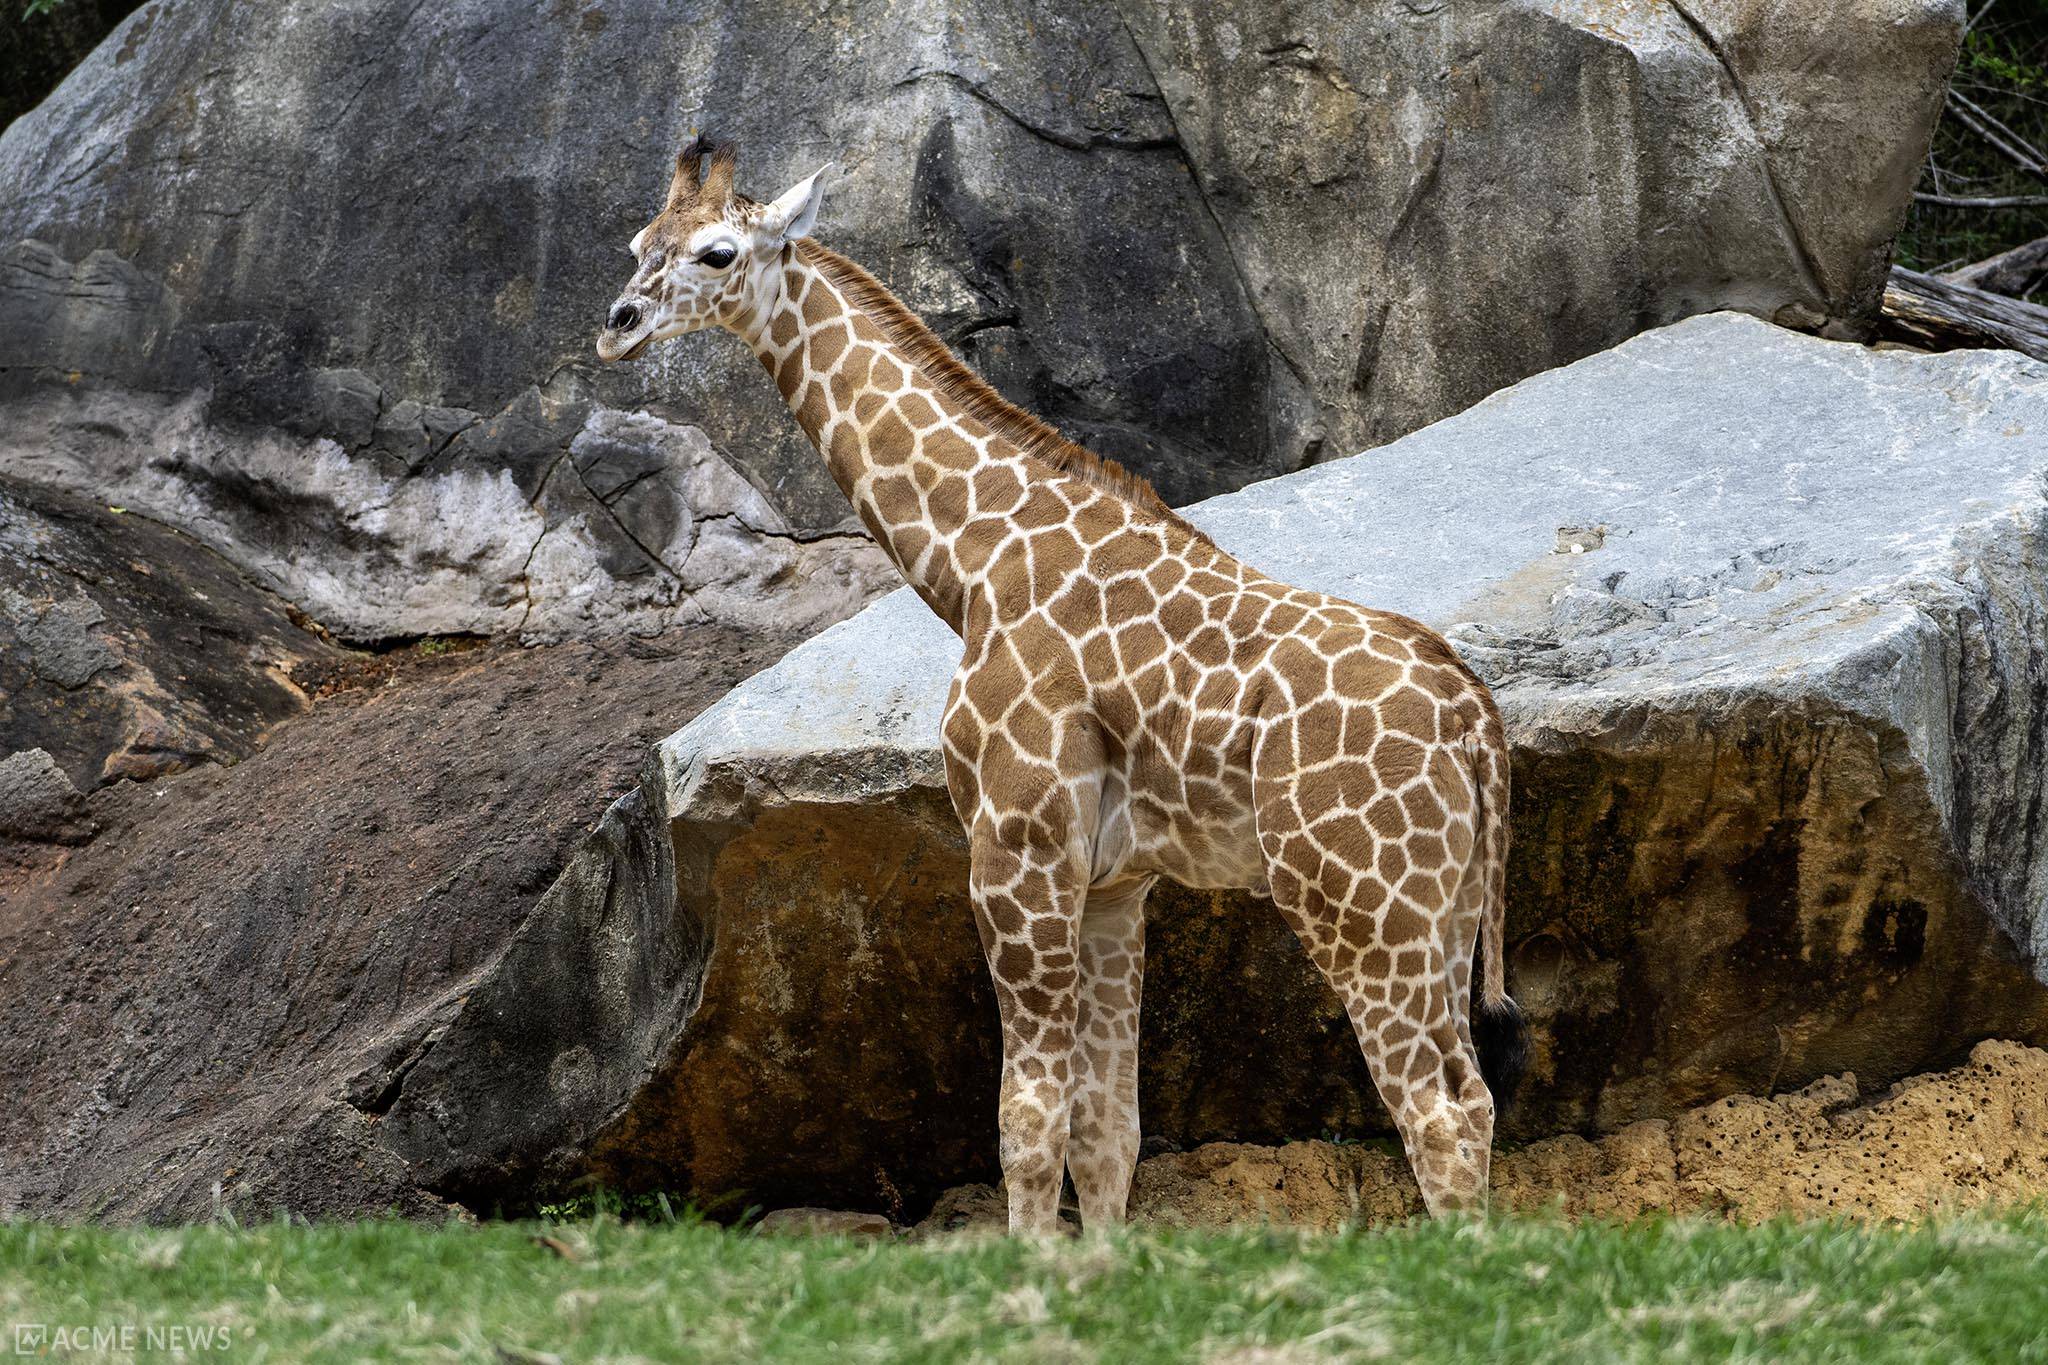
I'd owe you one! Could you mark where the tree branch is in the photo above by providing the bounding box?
[1945,90,2048,174]
[1914,192,2048,209]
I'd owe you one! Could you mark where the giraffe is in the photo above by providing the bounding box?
[596,137,1528,1233]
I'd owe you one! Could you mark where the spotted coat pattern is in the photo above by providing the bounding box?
[598,141,1517,1232]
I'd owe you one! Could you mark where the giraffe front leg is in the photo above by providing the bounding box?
[1066,875,1150,1229]
[968,830,1088,1236]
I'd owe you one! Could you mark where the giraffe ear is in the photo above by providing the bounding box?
[761,164,831,241]
[628,226,650,257]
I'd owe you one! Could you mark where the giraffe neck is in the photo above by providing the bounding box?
[737,241,1099,633]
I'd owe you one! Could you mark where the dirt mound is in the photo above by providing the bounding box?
[0,621,800,1220]
[916,1041,2048,1234]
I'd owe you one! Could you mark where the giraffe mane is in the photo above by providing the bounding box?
[795,239,1212,545]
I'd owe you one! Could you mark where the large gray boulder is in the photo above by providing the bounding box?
[0,0,1959,640]
[379,315,2048,1216]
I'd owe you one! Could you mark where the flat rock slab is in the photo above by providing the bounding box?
[385,313,2048,1217]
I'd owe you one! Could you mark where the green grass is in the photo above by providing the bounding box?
[4,1212,2048,1363]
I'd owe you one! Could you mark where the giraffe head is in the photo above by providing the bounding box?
[596,135,829,362]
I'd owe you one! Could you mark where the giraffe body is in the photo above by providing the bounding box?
[599,139,1526,1232]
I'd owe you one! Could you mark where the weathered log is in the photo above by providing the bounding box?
[1913,193,2048,209]
[1883,265,2048,361]
[1943,236,2048,299]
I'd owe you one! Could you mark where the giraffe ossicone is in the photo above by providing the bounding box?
[597,136,1528,1232]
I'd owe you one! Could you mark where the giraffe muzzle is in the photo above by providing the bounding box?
[596,301,655,363]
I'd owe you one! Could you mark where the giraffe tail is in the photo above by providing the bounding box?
[1472,935,1529,1123]
[1467,724,1528,1122]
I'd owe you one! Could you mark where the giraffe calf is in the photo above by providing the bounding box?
[597,137,1528,1231]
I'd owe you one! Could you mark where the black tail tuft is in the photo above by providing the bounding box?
[1470,936,1530,1124]
[1473,995,1530,1124]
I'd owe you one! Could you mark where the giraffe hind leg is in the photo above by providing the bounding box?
[1254,780,1495,1216]
[1310,894,1493,1215]
[1065,875,1151,1228]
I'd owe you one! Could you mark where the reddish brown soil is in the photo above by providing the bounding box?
[0,625,800,1220]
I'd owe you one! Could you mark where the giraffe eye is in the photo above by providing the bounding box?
[698,245,737,270]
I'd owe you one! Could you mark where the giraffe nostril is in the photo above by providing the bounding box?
[608,302,641,332]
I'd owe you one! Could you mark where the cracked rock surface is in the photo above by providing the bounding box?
[380,315,2048,1219]
[0,0,1959,639]
[0,475,346,805]
[0,363,894,643]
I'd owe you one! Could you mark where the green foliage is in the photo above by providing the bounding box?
[530,1187,700,1223]
[5,1210,2048,1362]
[1897,2,2048,295]
[1969,40,2043,92]
[20,0,64,17]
